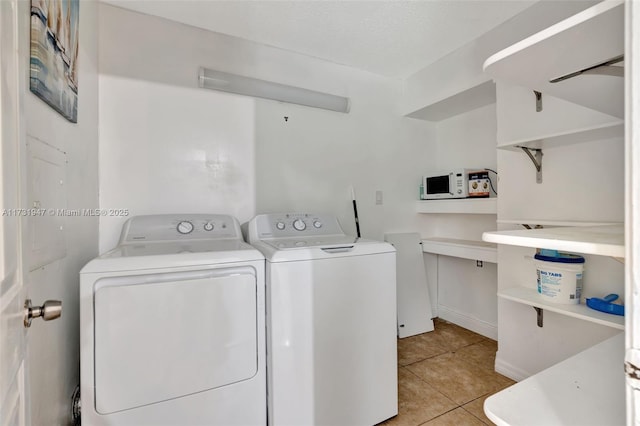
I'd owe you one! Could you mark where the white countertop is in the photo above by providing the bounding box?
[484,333,625,425]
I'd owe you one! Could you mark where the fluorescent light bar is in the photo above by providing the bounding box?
[198,67,350,113]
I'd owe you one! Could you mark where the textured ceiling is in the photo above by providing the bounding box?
[102,0,535,78]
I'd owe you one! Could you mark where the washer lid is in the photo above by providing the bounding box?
[80,240,264,274]
[263,235,358,250]
[254,238,395,262]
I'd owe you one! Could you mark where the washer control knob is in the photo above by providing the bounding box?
[203,222,214,231]
[457,189,462,194]
[177,221,194,234]
[313,220,323,229]
[276,222,286,230]
[293,219,306,231]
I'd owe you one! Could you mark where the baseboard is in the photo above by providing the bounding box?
[494,353,530,382]
[437,305,497,340]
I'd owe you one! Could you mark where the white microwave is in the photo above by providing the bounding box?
[422,169,473,199]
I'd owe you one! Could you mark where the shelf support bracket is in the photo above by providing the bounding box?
[550,54,624,83]
[533,307,543,327]
[533,90,542,112]
[520,147,543,183]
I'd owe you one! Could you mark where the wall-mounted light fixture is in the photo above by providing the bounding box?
[198,67,350,113]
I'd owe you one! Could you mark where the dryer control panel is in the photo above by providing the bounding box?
[248,213,345,240]
[119,214,242,243]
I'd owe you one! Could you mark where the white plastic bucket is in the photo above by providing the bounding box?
[535,253,585,305]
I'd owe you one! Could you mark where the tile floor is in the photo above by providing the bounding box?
[381,318,516,426]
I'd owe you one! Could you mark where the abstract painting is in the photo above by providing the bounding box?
[30,0,80,123]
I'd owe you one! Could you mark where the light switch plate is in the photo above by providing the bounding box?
[375,190,383,205]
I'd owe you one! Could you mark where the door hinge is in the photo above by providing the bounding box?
[625,349,640,389]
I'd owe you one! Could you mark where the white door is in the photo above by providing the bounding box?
[0,0,27,425]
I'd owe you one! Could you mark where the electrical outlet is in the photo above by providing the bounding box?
[375,190,383,205]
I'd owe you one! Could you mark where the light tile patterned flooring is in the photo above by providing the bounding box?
[381,319,515,426]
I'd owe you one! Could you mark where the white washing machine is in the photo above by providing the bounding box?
[80,214,266,425]
[246,213,398,426]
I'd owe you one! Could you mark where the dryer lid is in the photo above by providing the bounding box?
[80,240,264,274]
[105,239,253,257]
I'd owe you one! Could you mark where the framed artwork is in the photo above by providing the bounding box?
[30,0,80,123]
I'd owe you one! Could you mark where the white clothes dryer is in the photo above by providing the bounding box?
[80,214,266,425]
[246,213,398,426]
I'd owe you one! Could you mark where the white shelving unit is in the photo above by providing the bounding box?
[483,0,624,119]
[481,2,627,422]
[416,198,497,215]
[421,237,497,263]
[499,286,624,330]
[482,224,624,258]
[404,80,496,122]
[486,224,624,329]
[497,121,624,151]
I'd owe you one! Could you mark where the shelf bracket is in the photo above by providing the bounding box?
[533,307,543,327]
[549,54,624,83]
[519,147,543,183]
[522,224,544,230]
[533,90,542,112]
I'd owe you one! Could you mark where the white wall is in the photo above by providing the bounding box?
[98,4,437,252]
[19,0,100,423]
[99,76,256,252]
[254,81,436,241]
[495,84,624,380]
[427,103,499,338]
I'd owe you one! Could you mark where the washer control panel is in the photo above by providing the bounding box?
[120,214,241,243]
[251,213,344,239]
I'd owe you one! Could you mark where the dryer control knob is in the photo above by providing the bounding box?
[313,220,322,228]
[203,222,214,231]
[276,222,286,230]
[177,221,194,234]
[293,219,306,231]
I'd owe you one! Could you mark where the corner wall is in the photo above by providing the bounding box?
[429,103,499,338]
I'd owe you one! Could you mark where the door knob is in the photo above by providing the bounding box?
[24,299,62,328]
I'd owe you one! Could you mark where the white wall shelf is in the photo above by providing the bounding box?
[483,224,624,258]
[404,80,496,122]
[497,219,622,228]
[416,198,497,215]
[421,237,497,263]
[485,333,624,426]
[499,286,624,330]
[497,121,624,152]
[483,0,624,119]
